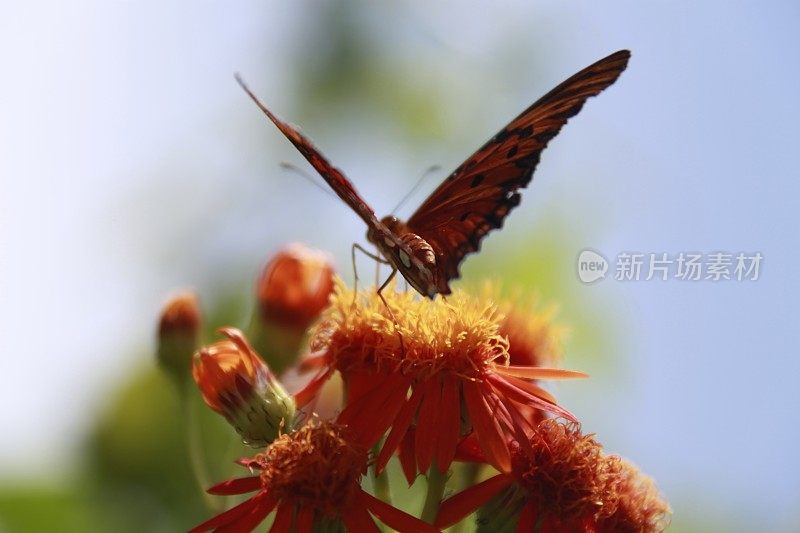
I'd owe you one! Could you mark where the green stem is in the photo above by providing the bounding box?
[371,444,393,506]
[184,385,220,510]
[450,462,484,532]
[421,466,448,524]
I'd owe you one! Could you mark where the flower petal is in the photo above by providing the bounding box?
[399,430,418,485]
[194,492,277,533]
[340,372,410,447]
[376,385,424,475]
[295,506,314,533]
[298,351,328,372]
[415,378,442,474]
[189,493,268,532]
[268,502,294,532]
[463,380,511,472]
[342,502,381,533]
[454,433,486,463]
[503,374,557,404]
[488,374,577,422]
[293,368,333,408]
[516,502,537,533]
[495,365,587,380]
[435,474,513,528]
[206,476,262,495]
[435,376,461,473]
[358,489,439,533]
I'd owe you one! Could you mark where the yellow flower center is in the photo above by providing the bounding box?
[311,279,510,379]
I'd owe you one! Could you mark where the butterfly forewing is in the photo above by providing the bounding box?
[235,75,381,229]
[406,50,630,294]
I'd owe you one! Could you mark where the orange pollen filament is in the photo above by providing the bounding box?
[257,421,367,516]
[327,325,509,380]
[512,420,608,520]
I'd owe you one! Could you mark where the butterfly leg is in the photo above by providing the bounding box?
[351,243,390,305]
[376,268,406,355]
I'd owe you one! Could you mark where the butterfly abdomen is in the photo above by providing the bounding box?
[398,233,436,269]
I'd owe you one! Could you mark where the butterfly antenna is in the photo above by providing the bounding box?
[279,162,338,200]
[390,164,442,216]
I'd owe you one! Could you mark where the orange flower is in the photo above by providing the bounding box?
[496,292,565,368]
[192,328,295,446]
[296,280,586,477]
[436,419,670,532]
[595,459,672,533]
[256,243,335,331]
[156,290,201,381]
[190,420,438,533]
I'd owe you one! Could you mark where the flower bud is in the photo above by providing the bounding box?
[156,291,202,384]
[250,243,335,374]
[192,328,296,447]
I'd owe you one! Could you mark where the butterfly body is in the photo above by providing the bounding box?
[366,217,439,298]
[236,50,631,298]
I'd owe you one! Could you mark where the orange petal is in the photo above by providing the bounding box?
[503,374,557,404]
[189,493,273,532]
[399,430,418,485]
[214,492,278,533]
[268,502,294,532]
[463,380,511,473]
[376,385,424,476]
[435,473,513,528]
[339,373,409,447]
[346,371,377,405]
[488,375,577,423]
[295,507,314,533]
[415,378,442,474]
[293,368,333,408]
[358,489,439,533]
[297,351,328,372]
[341,501,381,533]
[495,365,588,380]
[206,476,261,495]
[435,377,461,473]
[516,502,537,533]
[454,433,486,463]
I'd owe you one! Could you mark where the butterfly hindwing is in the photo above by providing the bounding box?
[406,50,631,294]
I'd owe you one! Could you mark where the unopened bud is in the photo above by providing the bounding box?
[251,243,335,374]
[192,327,296,447]
[157,291,202,383]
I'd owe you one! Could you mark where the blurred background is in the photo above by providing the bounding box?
[1,1,798,531]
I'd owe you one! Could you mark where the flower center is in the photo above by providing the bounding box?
[257,421,367,516]
[312,280,510,379]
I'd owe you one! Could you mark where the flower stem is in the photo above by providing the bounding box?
[421,466,448,524]
[447,461,484,532]
[184,385,219,510]
[371,444,393,506]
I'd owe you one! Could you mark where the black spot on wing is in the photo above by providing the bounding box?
[518,125,534,138]
[470,174,485,188]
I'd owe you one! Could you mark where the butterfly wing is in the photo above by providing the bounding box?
[236,75,380,228]
[406,50,631,294]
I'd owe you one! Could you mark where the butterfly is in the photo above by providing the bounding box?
[237,50,630,299]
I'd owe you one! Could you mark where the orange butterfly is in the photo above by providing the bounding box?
[237,50,630,299]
